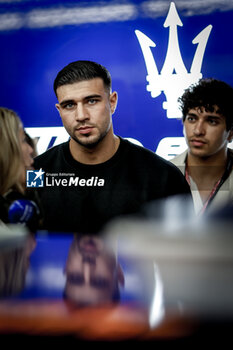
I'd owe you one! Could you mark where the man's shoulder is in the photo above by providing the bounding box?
[121,138,181,170]
[34,141,68,167]
[122,138,160,161]
[170,149,188,167]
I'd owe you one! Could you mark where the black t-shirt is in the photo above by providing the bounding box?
[33,138,190,233]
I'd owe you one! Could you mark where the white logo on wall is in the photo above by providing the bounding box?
[25,127,70,155]
[135,1,212,119]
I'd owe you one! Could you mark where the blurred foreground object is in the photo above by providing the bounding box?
[104,205,233,319]
[0,225,35,298]
[1,210,233,343]
[0,229,196,343]
[0,224,28,249]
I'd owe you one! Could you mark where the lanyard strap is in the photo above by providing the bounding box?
[185,151,233,215]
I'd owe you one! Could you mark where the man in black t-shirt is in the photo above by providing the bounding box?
[34,60,191,233]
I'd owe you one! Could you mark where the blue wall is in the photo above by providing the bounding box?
[1,0,233,158]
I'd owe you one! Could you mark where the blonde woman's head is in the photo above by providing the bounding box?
[0,107,33,195]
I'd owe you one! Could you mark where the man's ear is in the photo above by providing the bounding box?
[117,264,125,288]
[110,91,118,114]
[183,124,187,138]
[55,103,61,114]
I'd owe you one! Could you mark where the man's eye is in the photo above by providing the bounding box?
[91,278,109,288]
[88,99,98,105]
[67,274,84,285]
[186,116,196,122]
[208,118,218,125]
[65,103,75,109]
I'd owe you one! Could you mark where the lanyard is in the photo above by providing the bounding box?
[185,151,233,215]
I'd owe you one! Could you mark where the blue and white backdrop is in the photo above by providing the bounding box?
[1,0,233,159]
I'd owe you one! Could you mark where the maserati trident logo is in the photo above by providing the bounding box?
[135,2,212,119]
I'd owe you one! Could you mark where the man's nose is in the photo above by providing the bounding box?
[83,263,91,284]
[82,255,96,265]
[194,120,205,135]
[83,257,96,283]
[75,103,88,121]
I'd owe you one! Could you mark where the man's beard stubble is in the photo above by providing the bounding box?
[71,128,109,149]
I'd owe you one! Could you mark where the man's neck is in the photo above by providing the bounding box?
[69,132,120,165]
[186,149,228,200]
[187,148,228,177]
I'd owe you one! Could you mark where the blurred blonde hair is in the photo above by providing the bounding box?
[0,233,36,297]
[0,107,24,195]
[0,246,26,297]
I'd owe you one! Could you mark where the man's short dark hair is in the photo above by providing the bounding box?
[53,60,112,96]
[178,78,233,131]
